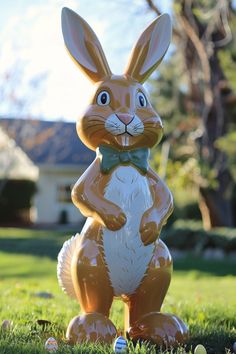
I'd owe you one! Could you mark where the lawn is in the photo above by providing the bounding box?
[0,227,235,354]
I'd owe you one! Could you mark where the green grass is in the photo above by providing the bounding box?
[0,227,235,353]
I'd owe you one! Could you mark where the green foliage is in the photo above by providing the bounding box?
[149,1,236,222]
[0,228,236,353]
[151,149,218,195]
[0,179,36,209]
[171,202,202,224]
[219,50,236,92]
[216,131,236,180]
[0,179,37,223]
[218,10,236,92]
[149,53,189,135]
[162,219,236,253]
[149,51,219,203]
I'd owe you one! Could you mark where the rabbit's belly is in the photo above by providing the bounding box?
[102,165,154,296]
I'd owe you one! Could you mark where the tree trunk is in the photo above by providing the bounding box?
[179,1,234,229]
[199,169,234,229]
[197,53,234,228]
[145,0,235,229]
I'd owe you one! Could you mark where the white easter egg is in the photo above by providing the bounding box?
[194,344,207,354]
[233,341,236,353]
[113,336,128,353]
[45,337,58,352]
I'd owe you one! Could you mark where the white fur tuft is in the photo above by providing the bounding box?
[57,234,80,300]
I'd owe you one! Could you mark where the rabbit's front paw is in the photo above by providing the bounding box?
[139,210,161,246]
[102,208,127,231]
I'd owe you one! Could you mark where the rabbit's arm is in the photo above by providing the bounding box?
[147,167,174,223]
[140,168,173,246]
[71,158,126,231]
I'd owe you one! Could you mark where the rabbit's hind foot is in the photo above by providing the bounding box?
[66,312,117,345]
[128,312,189,348]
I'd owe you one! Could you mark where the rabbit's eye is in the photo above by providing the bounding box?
[97,91,110,106]
[137,92,147,108]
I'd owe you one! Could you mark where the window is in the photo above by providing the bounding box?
[57,185,72,203]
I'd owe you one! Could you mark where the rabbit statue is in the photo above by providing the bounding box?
[57,7,189,347]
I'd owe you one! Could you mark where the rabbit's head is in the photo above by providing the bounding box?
[61,8,172,151]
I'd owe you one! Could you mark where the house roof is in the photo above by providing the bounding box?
[0,118,95,166]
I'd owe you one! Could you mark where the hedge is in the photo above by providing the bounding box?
[162,220,236,252]
[0,179,37,223]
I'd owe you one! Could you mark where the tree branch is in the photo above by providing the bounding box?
[177,15,213,108]
[145,0,161,16]
[144,0,181,37]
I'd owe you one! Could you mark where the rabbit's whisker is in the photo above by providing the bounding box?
[84,123,104,131]
[86,121,104,125]
[142,116,158,123]
[97,130,113,141]
[145,121,162,126]
[133,124,143,129]
[90,114,106,120]
[143,129,158,138]
[87,120,104,125]
[106,124,119,128]
[89,127,107,139]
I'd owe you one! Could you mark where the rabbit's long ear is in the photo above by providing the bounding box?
[125,14,171,83]
[61,7,112,82]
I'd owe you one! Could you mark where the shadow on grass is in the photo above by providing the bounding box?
[0,234,235,277]
[0,236,68,260]
[174,256,236,276]
[0,271,55,279]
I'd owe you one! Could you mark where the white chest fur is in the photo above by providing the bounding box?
[102,166,154,296]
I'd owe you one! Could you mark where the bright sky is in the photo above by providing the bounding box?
[0,0,171,121]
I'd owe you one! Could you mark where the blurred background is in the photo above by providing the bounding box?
[0,0,236,251]
[0,2,236,352]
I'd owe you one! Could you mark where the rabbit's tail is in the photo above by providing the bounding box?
[57,234,80,300]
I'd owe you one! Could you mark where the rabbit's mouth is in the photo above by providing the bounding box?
[121,134,131,147]
[105,113,144,137]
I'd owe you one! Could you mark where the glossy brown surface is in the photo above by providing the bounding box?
[71,158,127,230]
[71,220,114,315]
[77,75,163,152]
[61,8,111,83]
[59,7,189,348]
[66,313,117,344]
[140,168,174,245]
[129,312,189,347]
[123,240,172,328]
[125,14,172,83]
[71,159,173,239]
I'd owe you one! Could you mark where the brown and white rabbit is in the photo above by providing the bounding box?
[57,7,188,347]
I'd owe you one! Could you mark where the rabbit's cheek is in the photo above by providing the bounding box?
[126,116,144,136]
[105,114,126,136]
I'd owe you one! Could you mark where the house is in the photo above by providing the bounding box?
[0,127,39,224]
[0,118,95,225]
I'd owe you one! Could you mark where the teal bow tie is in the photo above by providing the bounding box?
[97,145,149,174]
